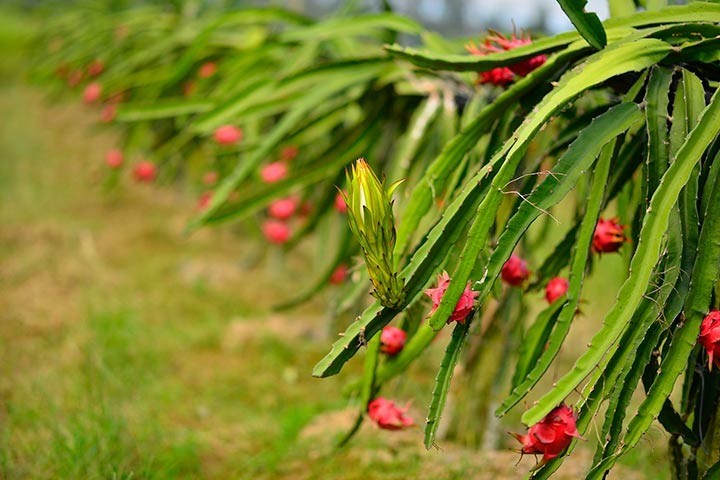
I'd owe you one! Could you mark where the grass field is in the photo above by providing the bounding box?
[0,12,669,479]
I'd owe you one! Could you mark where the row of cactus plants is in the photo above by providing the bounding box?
[33,0,720,477]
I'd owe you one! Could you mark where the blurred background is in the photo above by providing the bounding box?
[277,0,609,35]
[9,0,610,34]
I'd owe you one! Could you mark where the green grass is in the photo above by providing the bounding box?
[0,77,447,479]
[1,310,199,479]
[0,49,668,479]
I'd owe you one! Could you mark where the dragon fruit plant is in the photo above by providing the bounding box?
[35,3,472,307]
[34,0,720,477]
[301,2,720,479]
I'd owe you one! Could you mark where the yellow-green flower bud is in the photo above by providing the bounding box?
[342,159,405,308]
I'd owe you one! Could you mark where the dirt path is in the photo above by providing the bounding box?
[0,82,655,479]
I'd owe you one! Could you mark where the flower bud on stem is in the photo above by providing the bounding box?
[343,159,405,308]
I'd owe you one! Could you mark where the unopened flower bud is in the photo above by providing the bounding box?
[343,159,404,308]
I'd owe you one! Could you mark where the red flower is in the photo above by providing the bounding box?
[105,149,123,169]
[202,171,219,186]
[268,197,298,220]
[367,397,414,430]
[380,326,407,356]
[510,53,547,77]
[87,59,105,77]
[280,146,299,162]
[466,31,546,86]
[198,61,217,79]
[334,191,347,214]
[260,162,288,183]
[83,82,102,104]
[132,161,156,183]
[214,125,243,145]
[197,191,213,211]
[100,104,117,123]
[512,403,581,463]
[424,272,479,324]
[592,217,627,253]
[329,264,348,284]
[479,67,515,86]
[501,254,530,287]
[545,277,569,304]
[262,220,290,244]
[699,311,720,370]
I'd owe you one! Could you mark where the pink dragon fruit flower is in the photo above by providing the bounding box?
[198,61,217,79]
[466,30,546,85]
[545,277,569,304]
[334,191,348,214]
[268,197,298,220]
[592,217,628,253]
[329,264,348,285]
[367,397,414,430]
[424,271,479,324]
[699,310,720,370]
[214,125,243,145]
[83,82,102,104]
[260,162,288,183]
[501,254,530,287]
[476,64,515,86]
[262,220,291,244]
[132,161,156,183]
[380,326,407,356]
[105,149,123,169]
[512,403,581,463]
[197,191,213,211]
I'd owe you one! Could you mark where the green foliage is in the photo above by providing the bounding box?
[34,1,720,478]
[554,0,607,49]
[424,317,472,450]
